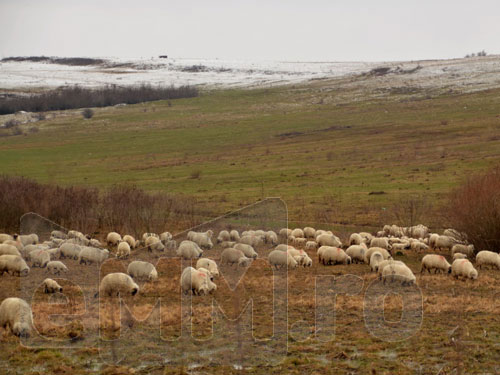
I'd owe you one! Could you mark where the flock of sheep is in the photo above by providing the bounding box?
[0,222,499,339]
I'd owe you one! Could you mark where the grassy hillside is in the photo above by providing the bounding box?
[1,80,500,228]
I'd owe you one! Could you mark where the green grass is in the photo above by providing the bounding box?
[1,82,500,226]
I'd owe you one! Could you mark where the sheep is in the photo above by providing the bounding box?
[376,230,385,237]
[0,244,21,257]
[0,234,14,243]
[239,235,263,248]
[127,261,158,281]
[159,232,173,244]
[46,260,68,275]
[291,228,304,238]
[220,248,249,267]
[370,252,384,272]
[279,228,292,242]
[217,230,231,243]
[376,259,405,279]
[123,235,137,249]
[180,267,211,295]
[187,231,214,250]
[316,234,342,248]
[43,278,63,293]
[410,241,429,252]
[319,247,351,266]
[421,254,452,274]
[451,259,478,280]
[346,245,366,264]
[19,234,38,246]
[0,298,33,337]
[196,258,220,277]
[435,235,456,252]
[50,230,67,240]
[99,273,139,297]
[305,241,318,251]
[451,244,475,258]
[364,247,392,264]
[234,243,258,259]
[265,231,278,245]
[176,240,203,259]
[294,237,307,249]
[0,255,30,276]
[392,243,409,252]
[359,232,373,244]
[59,242,81,260]
[382,264,416,286]
[29,249,50,268]
[349,233,364,246]
[117,241,131,259]
[453,253,467,260]
[68,230,84,239]
[197,267,217,293]
[89,239,102,248]
[230,230,240,242]
[78,247,109,265]
[475,250,500,270]
[268,250,298,270]
[219,241,236,248]
[275,244,294,252]
[303,227,316,239]
[3,239,23,252]
[286,248,312,266]
[146,236,165,252]
[370,237,391,251]
[106,232,122,246]
[142,233,159,243]
[46,248,61,260]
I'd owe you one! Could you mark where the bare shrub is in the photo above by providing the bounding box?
[391,194,429,230]
[82,108,94,119]
[190,170,202,179]
[444,166,500,251]
[3,119,19,129]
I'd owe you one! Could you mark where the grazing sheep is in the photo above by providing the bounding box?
[451,259,478,280]
[217,230,231,243]
[0,255,30,276]
[123,235,137,249]
[3,239,23,252]
[197,267,217,293]
[59,243,81,260]
[410,241,429,252]
[382,264,416,286]
[117,241,131,259]
[370,252,384,272]
[376,231,385,237]
[0,298,33,337]
[291,228,304,238]
[51,230,67,240]
[47,261,68,275]
[187,230,214,250]
[349,233,364,246]
[275,244,294,251]
[421,254,452,274]
[106,232,122,246]
[435,235,456,252]
[146,236,165,252]
[0,244,21,257]
[376,259,405,279]
[316,234,342,248]
[229,230,240,242]
[180,267,211,295]
[220,248,249,267]
[46,248,61,260]
[364,247,392,264]
[451,244,475,258]
[279,228,292,242]
[99,273,139,297]
[268,250,298,270]
[19,234,38,246]
[176,240,203,259]
[319,246,351,266]
[219,241,236,248]
[392,243,409,251]
[239,234,263,248]
[265,231,278,245]
[78,247,109,265]
[359,232,373,244]
[0,234,14,243]
[475,250,500,270]
[428,233,439,249]
[370,237,391,251]
[453,253,467,260]
[43,278,63,293]
[303,227,316,239]
[287,248,312,267]
[234,243,258,259]
[159,232,172,244]
[127,261,158,281]
[196,258,220,277]
[346,245,366,264]
[305,241,318,251]
[142,233,159,242]
[89,239,102,248]
[29,249,50,268]
[294,237,307,249]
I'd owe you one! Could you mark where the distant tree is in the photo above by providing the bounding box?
[82,108,94,119]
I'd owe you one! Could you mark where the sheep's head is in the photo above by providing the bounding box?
[346,256,352,265]
[13,322,30,338]
[470,269,478,280]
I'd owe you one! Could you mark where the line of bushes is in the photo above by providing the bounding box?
[0,175,202,236]
[1,56,106,66]
[0,84,199,115]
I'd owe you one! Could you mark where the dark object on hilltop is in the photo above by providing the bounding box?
[159,55,168,59]
[82,108,94,119]
[369,191,387,195]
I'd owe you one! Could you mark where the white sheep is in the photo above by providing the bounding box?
[0,234,14,243]
[410,241,429,252]
[196,258,220,277]
[127,261,158,281]
[46,248,61,260]
[291,228,304,238]
[217,230,231,243]
[303,227,316,239]
[359,232,373,244]
[0,255,30,276]
[287,248,312,267]
[78,247,109,265]
[43,278,63,293]
[0,244,21,257]
[99,272,139,297]
[475,250,500,270]
[219,241,236,248]
[239,234,263,248]
[370,237,391,250]
[230,230,240,242]
[0,298,33,337]
[234,243,258,259]
[117,241,131,259]
[453,253,467,260]
[319,247,351,266]
[268,250,298,270]
[59,242,81,260]
[370,251,384,272]
[275,244,294,251]
[220,248,249,267]
[376,259,405,279]
[392,243,409,251]
[279,228,292,242]
[293,237,307,249]
[146,236,165,252]
[180,266,210,295]
[4,237,23,251]
[160,231,173,244]
[47,261,68,275]
[29,249,50,268]
[106,232,122,246]
[421,254,452,274]
[50,230,67,240]
[346,245,366,264]
[176,240,203,259]
[19,234,38,246]
[451,244,475,258]
[451,259,478,280]
[435,235,456,252]
[316,234,342,248]
[265,231,278,245]
[123,235,137,249]
[187,230,214,250]
[349,233,364,246]
[364,247,392,264]
[197,267,217,293]
[382,264,416,286]
[305,241,318,251]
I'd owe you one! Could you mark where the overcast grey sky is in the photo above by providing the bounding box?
[0,0,498,61]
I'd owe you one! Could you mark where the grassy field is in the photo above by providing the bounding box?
[1,78,500,229]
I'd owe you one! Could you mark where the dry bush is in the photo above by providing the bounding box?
[445,166,500,251]
[390,194,429,229]
[81,108,94,119]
